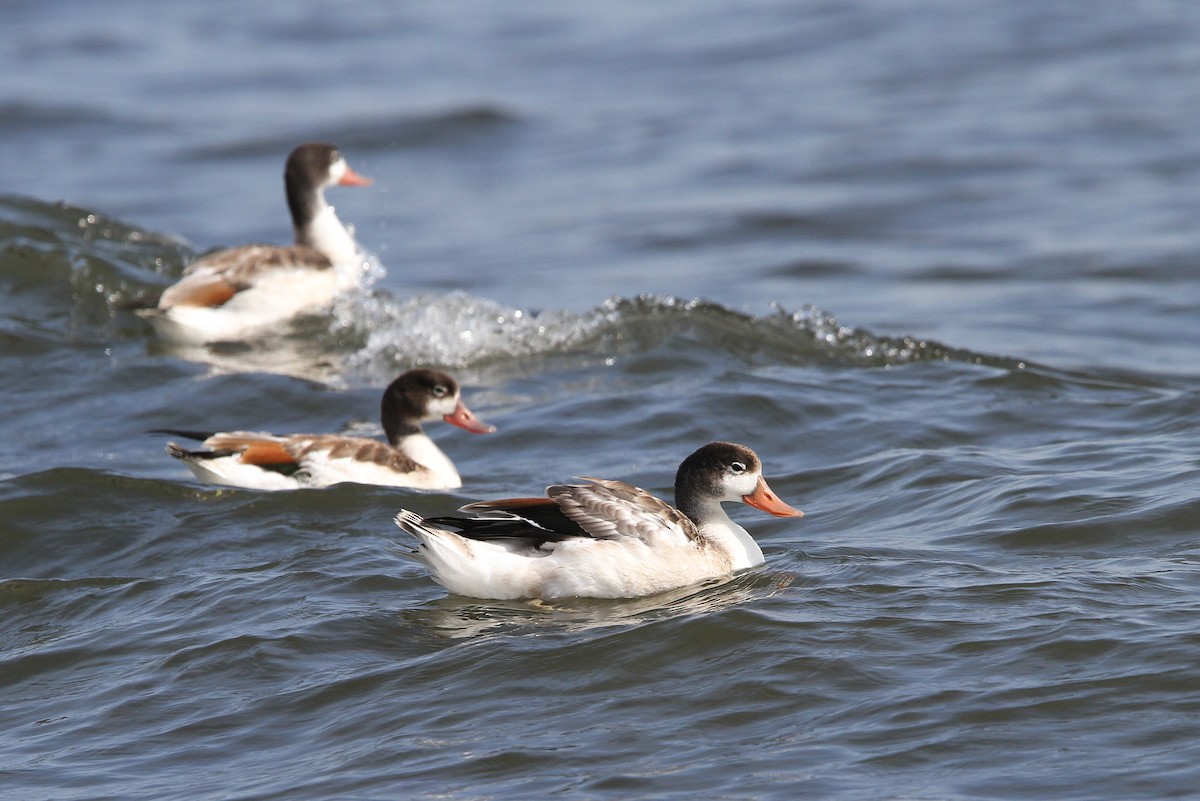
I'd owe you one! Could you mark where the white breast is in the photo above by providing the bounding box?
[304,205,361,276]
[395,434,463,489]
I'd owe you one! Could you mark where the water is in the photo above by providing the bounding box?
[3,1,1200,799]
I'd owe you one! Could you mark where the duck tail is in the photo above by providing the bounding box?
[394,509,486,591]
[393,510,457,556]
[393,509,433,560]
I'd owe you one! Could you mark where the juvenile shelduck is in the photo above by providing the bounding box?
[161,369,495,490]
[394,441,803,599]
[139,142,373,344]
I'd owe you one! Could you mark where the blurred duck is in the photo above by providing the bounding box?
[160,369,494,490]
[140,142,372,344]
[394,441,802,599]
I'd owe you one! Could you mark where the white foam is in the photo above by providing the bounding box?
[329,290,615,374]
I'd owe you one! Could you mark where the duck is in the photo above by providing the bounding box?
[160,369,495,490]
[393,441,803,599]
[139,142,373,344]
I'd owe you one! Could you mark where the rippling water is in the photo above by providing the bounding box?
[4,2,1200,799]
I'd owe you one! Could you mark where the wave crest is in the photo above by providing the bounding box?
[328,290,1022,378]
[0,195,1024,377]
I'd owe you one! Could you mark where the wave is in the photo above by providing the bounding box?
[0,195,1026,382]
[327,290,1027,379]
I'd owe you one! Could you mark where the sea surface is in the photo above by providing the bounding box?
[3,2,1200,799]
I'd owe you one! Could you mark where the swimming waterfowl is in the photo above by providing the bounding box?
[139,142,373,344]
[161,369,494,490]
[394,441,802,599]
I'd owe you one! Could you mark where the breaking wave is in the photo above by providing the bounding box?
[327,290,1026,379]
[0,195,1027,384]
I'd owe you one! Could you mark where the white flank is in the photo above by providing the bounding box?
[178,455,300,491]
[144,266,339,344]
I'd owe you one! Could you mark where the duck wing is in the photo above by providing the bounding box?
[548,477,698,545]
[428,478,698,548]
[426,497,588,545]
[193,431,304,469]
[161,245,331,308]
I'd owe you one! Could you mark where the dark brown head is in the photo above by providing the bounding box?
[380,369,495,444]
[284,143,372,230]
[674,441,803,523]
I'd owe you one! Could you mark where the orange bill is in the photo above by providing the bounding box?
[444,400,496,434]
[339,166,373,187]
[742,476,804,518]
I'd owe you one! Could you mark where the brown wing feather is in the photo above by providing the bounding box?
[548,478,697,542]
[238,441,300,466]
[160,245,333,309]
[158,271,240,309]
[290,435,424,474]
[202,431,423,474]
[199,432,300,466]
[465,497,562,512]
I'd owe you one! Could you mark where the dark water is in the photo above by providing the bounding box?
[4,2,1200,799]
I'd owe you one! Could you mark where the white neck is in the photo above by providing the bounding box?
[398,432,461,487]
[697,502,765,569]
[297,202,360,267]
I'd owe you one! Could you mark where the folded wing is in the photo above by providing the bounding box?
[549,478,697,545]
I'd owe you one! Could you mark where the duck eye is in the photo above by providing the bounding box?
[432,385,448,397]
[730,461,746,474]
